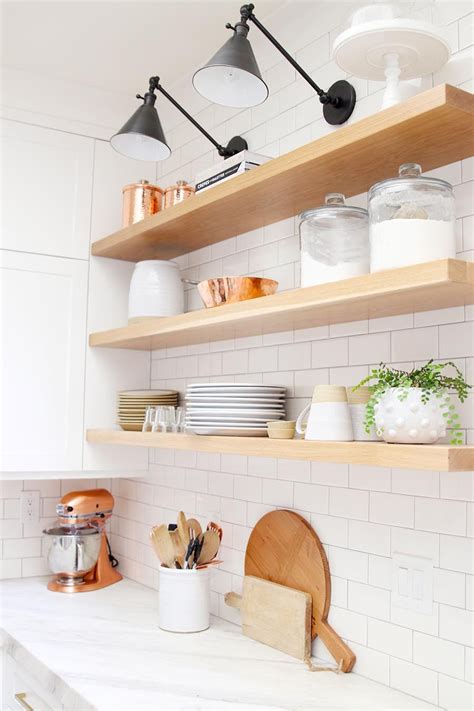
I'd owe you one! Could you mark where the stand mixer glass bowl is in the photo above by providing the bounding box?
[43,525,102,587]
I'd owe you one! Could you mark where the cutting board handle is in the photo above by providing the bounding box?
[224,592,242,610]
[316,619,356,673]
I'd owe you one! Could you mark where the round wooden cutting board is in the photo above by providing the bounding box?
[245,509,355,672]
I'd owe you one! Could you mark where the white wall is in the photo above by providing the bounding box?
[108,2,474,708]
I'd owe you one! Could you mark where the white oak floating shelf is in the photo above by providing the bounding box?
[91,84,474,261]
[86,431,474,472]
[90,259,474,350]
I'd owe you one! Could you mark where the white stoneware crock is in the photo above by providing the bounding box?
[128,260,184,321]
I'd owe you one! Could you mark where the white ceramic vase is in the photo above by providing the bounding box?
[128,260,184,321]
[374,387,446,444]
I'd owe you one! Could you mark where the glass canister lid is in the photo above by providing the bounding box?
[369,163,453,199]
[300,193,368,223]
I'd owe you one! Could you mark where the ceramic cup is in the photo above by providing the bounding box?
[158,566,210,633]
[128,260,184,321]
[296,385,354,441]
[346,386,378,441]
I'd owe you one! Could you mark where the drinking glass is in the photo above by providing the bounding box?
[142,407,156,433]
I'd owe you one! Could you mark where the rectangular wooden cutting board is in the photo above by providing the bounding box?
[225,575,312,660]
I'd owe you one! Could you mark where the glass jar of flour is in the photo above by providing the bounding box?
[299,194,369,287]
[369,163,456,272]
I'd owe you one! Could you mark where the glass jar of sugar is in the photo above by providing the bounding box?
[368,163,456,272]
[299,194,369,287]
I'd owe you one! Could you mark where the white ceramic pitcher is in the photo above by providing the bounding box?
[296,385,354,441]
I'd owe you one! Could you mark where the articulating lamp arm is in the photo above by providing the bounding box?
[238,4,339,106]
[142,77,243,158]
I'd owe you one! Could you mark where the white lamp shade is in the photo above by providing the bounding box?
[111,132,171,161]
[193,64,268,108]
[193,30,269,108]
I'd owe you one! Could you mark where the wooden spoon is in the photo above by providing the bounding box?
[177,511,190,549]
[169,528,185,568]
[196,529,220,566]
[150,525,176,568]
[187,517,202,540]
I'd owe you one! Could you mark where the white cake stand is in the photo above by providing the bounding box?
[333,16,450,109]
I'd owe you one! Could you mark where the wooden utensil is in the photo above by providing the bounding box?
[196,559,223,570]
[150,525,176,568]
[245,510,355,672]
[177,511,190,549]
[225,576,311,661]
[186,517,202,538]
[207,521,223,541]
[196,530,220,566]
[168,527,185,568]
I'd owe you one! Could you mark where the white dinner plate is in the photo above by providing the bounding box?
[186,415,283,426]
[187,383,285,390]
[186,426,268,437]
[186,408,284,415]
[185,395,285,405]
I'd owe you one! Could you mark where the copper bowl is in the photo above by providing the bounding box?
[197,277,278,308]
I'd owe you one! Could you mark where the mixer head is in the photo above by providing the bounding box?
[56,488,115,528]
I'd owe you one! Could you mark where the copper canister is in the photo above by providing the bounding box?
[122,180,163,227]
[163,180,195,210]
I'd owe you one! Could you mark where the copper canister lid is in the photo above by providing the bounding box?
[122,180,164,195]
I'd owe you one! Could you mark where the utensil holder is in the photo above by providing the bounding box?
[158,566,210,632]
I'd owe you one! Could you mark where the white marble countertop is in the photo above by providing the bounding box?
[1,577,439,710]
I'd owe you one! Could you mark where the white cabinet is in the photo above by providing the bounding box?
[0,119,94,259]
[2,651,59,710]
[1,250,88,471]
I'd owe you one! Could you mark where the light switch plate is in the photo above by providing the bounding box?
[392,552,433,614]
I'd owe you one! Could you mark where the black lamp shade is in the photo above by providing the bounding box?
[111,103,171,161]
[193,31,269,108]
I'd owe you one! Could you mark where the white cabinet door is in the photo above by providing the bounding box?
[1,250,88,471]
[0,119,94,259]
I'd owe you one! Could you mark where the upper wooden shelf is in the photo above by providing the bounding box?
[86,430,474,472]
[89,259,474,350]
[91,85,474,262]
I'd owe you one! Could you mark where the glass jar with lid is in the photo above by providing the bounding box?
[299,193,369,287]
[368,163,456,272]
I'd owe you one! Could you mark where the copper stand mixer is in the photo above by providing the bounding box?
[43,488,122,593]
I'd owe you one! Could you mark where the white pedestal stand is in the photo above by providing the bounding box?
[332,18,450,110]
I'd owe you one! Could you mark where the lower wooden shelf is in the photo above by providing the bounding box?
[86,430,474,472]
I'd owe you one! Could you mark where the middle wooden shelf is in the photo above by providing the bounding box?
[90,259,474,350]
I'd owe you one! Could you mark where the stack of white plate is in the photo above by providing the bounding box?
[117,390,178,431]
[185,383,286,436]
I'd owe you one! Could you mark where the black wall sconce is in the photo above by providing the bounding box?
[111,76,248,162]
[193,3,356,125]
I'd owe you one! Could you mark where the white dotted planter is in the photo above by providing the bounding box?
[374,387,446,444]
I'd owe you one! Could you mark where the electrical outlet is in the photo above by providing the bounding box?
[392,553,433,614]
[20,491,40,524]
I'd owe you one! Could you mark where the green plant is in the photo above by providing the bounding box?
[354,360,471,445]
